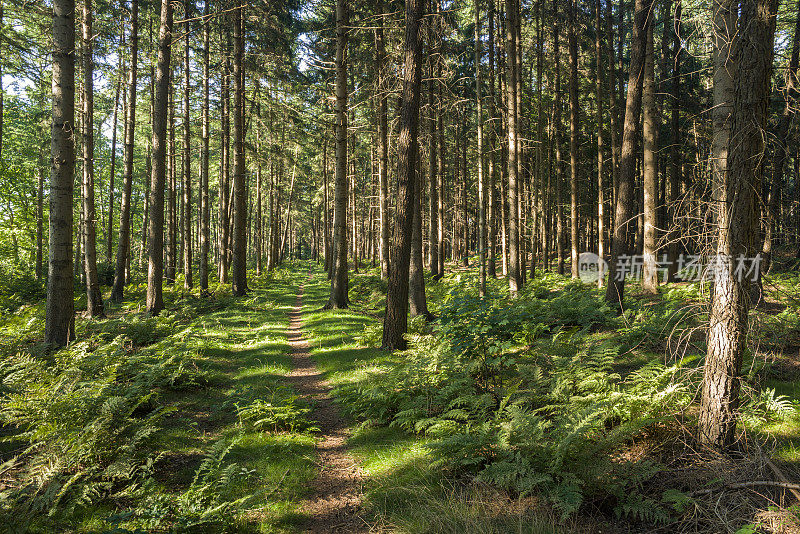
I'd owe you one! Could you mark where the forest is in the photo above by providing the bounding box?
[1,0,800,531]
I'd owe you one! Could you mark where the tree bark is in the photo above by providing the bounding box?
[200,0,211,293]
[182,0,193,289]
[762,0,800,272]
[47,0,77,346]
[568,0,579,280]
[146,0,172,316]
[487,0,497,278]
[552,0,565,276]
[476,0,487,295]
[231,4,247,296]
[106,72,122,264]
[81,0,104,318]
[606,0,620,234]
[111,0,138,302]
[604,0,652,309]
[700,0,776,450]
[667,0,682,282]
[219,53,230,282]
[377,0,390,280]
[642,18,659,294]
[595,0,606,286]
[505,0,522,293]
[382,0,425,350]
[327,0,350,308]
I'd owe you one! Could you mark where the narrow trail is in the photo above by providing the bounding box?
[287,274,368,534]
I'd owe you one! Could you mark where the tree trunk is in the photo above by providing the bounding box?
[487,0,497,278]
[700,0,776,450]
[568,0,579,280]
[182,1,193,289]
[377,0,390,280]
[146,0,172,316]
[505,0,521,293]
[606,0,620,235]
[106,73,122,264]
[595,0,606,286]
[219,54,230,282]
[762,0,800,273]
[327,0,350,308]
[111,0,138,302]
[711,0,737,243]
[476,0,487,296]
[166,87,176,283]
[604,0,652,309]
[200,0,210,293]
[642,18,659,294]
[323,133,331,276]
[667,0,682,282]
[382,0,425,350]
[552,0,565,275]
[81,0,104,318]
[409,133,432,319]
[231,4,247,296]
[36,156,44,281]
[47,0,77,346]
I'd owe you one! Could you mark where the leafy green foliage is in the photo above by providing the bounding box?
[337,287,691,523]
[236,388,318,433]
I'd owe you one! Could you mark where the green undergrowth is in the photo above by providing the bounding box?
[0,263,318,533]
[301,259,800,532]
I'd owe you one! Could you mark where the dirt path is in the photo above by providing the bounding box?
[287,275,368,534]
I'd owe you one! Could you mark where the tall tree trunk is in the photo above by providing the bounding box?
[106,68,122,264]
[81,0,104,318]
[383,0,425,349]
[428,2,440,280]
[711,0,737,244]
[327,0,350,308]
[36,156,44,280]
[146,0,172,316]
[487,0,497,278]
[409,133,431,319]
[642,18,659,294]
[568,0,579,279]
[111,0,138,302]
[323,133,331,276]
[231,4,247,296]
[606,0,620,233]
[182,1,193,289]
[377,0,390,280]
[505,0,522,293]
[218,54,230,282]
[200,0,210,293]
[667,0,682,282]
[0,0,3,165]
[256,126,262,276]
[476,0,487,295]
[605,0,652,309]
[595,0,606,286]
[762,0,800,272]
[47,0,77,346]
[552,0,565,275]
[700,0,776,450]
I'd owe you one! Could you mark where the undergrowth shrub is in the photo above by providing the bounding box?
[0,267,45,313]
[337,289,694,524]
[0,331,209,526]
[236,387,318,433]
[107,436,264,533]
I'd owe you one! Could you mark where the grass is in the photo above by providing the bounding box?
[1,256,798,533]
[298,261,570,533]
[0,264,319,533]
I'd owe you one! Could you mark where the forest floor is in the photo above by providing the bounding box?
[1,259,799,533]
[287,271,367,533]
